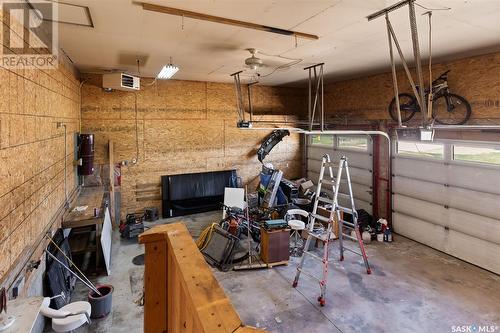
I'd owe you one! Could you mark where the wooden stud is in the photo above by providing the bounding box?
[140,2,319,40]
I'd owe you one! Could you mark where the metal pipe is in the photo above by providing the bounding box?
[425,11,433,120]
[247,82,257,122]
[231,71,244,121]
[240,127,391,155]
[308,67,312,130]
[310,67,319,131]
[303,63,325,70]
[431,125,500,130]
[386,19,422,110]
[408,0,428,125]
[367,0,411,21]
[46,235,97,294]
[241,127,389,140]
[245,120,322,125]
[45,250,102,296]
[386,14,402,127]
[309,64,325,131]
[392,124,500,131]
[321,66,324,132]
[372,135,380,219]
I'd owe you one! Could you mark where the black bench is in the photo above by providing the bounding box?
[161,170,237,218]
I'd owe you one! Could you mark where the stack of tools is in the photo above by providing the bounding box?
[119,214,145,239]
[144,207,159,222]
[263,219,288,230]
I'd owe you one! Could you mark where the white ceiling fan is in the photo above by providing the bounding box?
[244,48,264,70]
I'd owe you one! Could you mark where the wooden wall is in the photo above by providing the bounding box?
[0,13,81,282]
[324,52,500,124]
[81,75,306,219]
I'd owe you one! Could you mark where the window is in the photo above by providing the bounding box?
[337,136,369,151]
[453,145,500,165]
[311,135,334,146]
[397,141,444,159]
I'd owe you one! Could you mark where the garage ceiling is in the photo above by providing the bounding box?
[56,0,500,86]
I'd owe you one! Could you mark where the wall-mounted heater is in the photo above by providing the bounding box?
[103,73,140,91]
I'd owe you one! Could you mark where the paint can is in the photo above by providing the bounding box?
[377,233,384,242]
[88,284,113,319]
[362,231,371,244]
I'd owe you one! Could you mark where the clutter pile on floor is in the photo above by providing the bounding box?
[194,130,394,307]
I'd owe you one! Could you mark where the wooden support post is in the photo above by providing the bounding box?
[138,223,268,333]
[108,140,116,225]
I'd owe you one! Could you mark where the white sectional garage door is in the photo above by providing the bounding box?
[392,139,500,274]
[307,135,373,214]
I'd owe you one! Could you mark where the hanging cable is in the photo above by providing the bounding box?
[425,11,433,120]
[256,50,303,77]
[196,222,219,250]
[258,51,302,62]
[134,93,139,163]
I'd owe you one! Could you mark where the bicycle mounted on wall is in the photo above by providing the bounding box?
[388,70,471,125]
[368,0,471,128]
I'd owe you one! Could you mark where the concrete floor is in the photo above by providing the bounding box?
[50,211,500,333]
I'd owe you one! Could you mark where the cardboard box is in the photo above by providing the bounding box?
[299,180,314,193]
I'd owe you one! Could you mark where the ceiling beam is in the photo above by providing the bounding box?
[140,2,319,40]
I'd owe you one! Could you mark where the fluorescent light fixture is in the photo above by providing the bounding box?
[157,64,179,79]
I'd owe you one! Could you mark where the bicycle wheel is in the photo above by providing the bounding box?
[388,93,418,123]
[433,93,471,125]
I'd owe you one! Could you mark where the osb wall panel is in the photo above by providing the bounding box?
[0,11,81,281]
[324,52,500,124]
[81,75,305,219]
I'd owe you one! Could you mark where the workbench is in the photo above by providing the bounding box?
[62,186,108,272]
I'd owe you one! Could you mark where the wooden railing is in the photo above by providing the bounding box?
[139,223,268,333]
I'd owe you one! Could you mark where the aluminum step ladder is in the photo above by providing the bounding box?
[292,154,371,306]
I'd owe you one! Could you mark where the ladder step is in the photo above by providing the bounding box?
[316,196,334,205]
[303,251,324,262]
[322,178,348,184]
[338,206,354,215]
[322,161,339,167]
[339,220,356,229]
[320,179,337,186]
[343,246,362,256]
[341,233,358,241]
[310,213,330,223]
[296,268,322,282]
[309,231,336,242]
